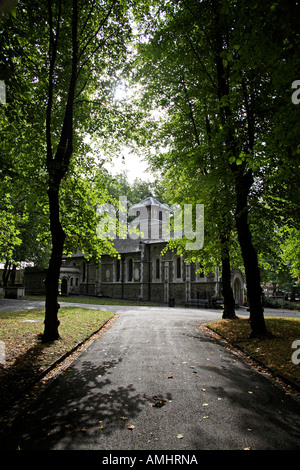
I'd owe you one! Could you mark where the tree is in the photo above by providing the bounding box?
[133,0,300,336]
[1,0,132,341]
[132,0,241,319]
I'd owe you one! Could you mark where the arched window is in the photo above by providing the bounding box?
[195,262,206,282]
[159,211,162,238]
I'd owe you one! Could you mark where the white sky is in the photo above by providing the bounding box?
[104,148,155,184]
[102,85,161,184]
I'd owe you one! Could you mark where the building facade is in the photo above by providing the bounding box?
[59,196,244,306]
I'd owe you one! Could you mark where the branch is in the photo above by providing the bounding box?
[55,0,78,174]
[78,0,97,37]
[46,0,62,164]
[180,74,200,146]
[241,79,255,152]
[77,0,117,64]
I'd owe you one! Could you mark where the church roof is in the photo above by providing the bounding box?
[130,194,170,212]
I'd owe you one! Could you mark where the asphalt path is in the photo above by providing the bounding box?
[0,299,299,453]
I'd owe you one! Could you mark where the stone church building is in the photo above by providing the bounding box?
[59,195,244,306]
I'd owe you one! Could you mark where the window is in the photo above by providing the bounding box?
[176,257,181,279]
[82,262,86,282]
[128,258,133,282]
[116,259,121,282]
[195,262,206,282]
[159,211,162,238]
[156,258,160,279]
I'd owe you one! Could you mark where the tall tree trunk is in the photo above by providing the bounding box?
[219,229,237,319]
[2,261,11,287]
[235,170,267,337]
[211,0,267,337]
[43,0,77,342]
[221,253,237,319]
[43,187,66,342]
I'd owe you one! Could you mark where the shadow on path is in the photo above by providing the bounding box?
[0,356,165,450]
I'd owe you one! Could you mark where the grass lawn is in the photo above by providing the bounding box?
[24,295,162,306]
[206,317,300,386]
[0,307,115,409]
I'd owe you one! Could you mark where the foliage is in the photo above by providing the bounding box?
[0,0,137,340]
[131,0,300,299]
[0,0,134,259]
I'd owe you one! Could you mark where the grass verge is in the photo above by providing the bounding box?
[24,295,162,306]
[0,307,115,411]
[206,317,300,387]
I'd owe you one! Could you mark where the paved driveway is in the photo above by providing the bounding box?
[0,299,299,451]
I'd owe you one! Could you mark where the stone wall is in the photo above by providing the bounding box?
[24,268,47,295]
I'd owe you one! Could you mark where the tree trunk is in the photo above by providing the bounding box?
[42,0,77,341]
[42,187,66,342]
[221,253,237,319]
[235,171,267,338]
[2,261,11,287]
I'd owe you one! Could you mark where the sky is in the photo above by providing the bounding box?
[104,148,155,184]
[102,85,160,184]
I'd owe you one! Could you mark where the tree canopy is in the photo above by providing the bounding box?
[1,0,134,340]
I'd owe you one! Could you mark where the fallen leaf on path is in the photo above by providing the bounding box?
[152,396,167,407]
[152,399,167,407]
[177,434,184,439]
[127,424,135,430]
